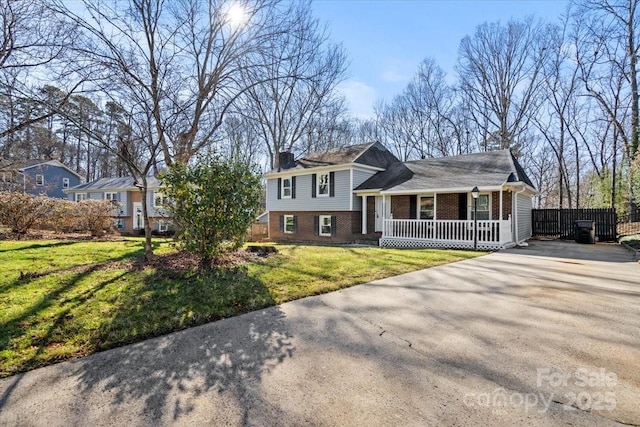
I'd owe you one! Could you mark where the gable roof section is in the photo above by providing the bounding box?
[267,142,400,175]
[0,159,44,170]
[356,150,535,192]
[67,176,161,192]
[0,159,83,179]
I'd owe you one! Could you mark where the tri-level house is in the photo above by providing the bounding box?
[0,159,82,198]
[265,143,537,250]
[65,176,169,233]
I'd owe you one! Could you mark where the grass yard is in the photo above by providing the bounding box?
[0,238,481,377]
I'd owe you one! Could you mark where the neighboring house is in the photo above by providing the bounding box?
[265,143,537,250]
[0,159,83,199]
[65,176,170,233]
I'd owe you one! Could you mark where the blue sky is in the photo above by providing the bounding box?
[312,0,570,118]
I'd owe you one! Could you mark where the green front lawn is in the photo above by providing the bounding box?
[0,238,481,377]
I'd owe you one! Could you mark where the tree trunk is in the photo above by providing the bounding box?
[139,184,154,261]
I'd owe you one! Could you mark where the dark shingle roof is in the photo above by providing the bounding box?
[356,150,535,191]
[270,142,400,173]
[68,176,161,191]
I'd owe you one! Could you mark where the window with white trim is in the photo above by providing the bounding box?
[471,194,491,220]
[158,220,169,232]
[75,193,87,202]
[317,173,329,196]
[319,215,332,236]
[284,215,295,234]
[282,178,292,198]
[153,192,164,207]
[420,196,434,220]
[35,174,44,186]
[62,177,70,188]
[105,192,118,202]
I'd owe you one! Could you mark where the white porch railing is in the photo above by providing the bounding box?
[381,218,513,250]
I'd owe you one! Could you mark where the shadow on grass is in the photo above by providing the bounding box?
[0,241,78,253]
[1,258,295,424]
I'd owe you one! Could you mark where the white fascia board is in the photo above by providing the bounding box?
[263,163,384,179]
[380,185,505,195]
[503,182,538,196]
[353,188,382,196]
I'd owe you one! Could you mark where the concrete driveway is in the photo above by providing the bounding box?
[1,240,639,426]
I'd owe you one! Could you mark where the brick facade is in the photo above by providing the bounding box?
[436,193,459,220]
[492,191,512,220]
[269,190,514,243]
[388,191,513,221]
[367,197,376,233]
[270,211,364,243]
[391,195,412,219]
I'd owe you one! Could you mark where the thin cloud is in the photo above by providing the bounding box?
[337,80,377,119]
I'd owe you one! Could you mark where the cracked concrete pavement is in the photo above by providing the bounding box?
[1,240,639,426]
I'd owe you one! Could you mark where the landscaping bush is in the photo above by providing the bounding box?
[0,192,54,233]
[162,153,262,265]
[70,199,116,236]
[0,192,115,235]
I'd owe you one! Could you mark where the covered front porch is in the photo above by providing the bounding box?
[358,187,515,250]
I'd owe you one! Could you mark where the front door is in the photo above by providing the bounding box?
[375,196,383,232]
[133,202,144,229]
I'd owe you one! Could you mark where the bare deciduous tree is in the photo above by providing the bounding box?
[239,0,348,169]
[457,17,552,150]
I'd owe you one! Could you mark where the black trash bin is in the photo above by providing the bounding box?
[574,220,595,244]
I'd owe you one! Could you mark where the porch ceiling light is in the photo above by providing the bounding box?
[471,186,480,199]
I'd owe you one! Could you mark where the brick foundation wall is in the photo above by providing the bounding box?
[269,211,364,243]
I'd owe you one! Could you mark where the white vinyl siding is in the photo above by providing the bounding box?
[267,170,352,211]
[517,192,533,242]
[146,189,165,217]
[89,192,102,200]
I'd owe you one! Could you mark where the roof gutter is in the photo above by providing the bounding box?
[264,162,385,178]
[380,185,505,195]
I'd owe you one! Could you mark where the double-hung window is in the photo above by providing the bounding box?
[62,178,70,188]
[317,173,329,197]
[105,192,118,202]
[154,192,164,207]
[282,178,292,198]
[420,196,434,220]
[319,215,332,236]
[471,194,490,220]
[75,193,87,202]
[284,215,295,234]
[35,174,44,186]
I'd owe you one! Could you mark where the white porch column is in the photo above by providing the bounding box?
[361,195,367,234]
[433,193,437,220]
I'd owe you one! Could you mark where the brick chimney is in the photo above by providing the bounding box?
[278,151,295,169]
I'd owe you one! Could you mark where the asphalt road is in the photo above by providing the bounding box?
[1,240,638,426]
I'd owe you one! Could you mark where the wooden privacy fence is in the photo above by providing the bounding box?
[532,208,617,241]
